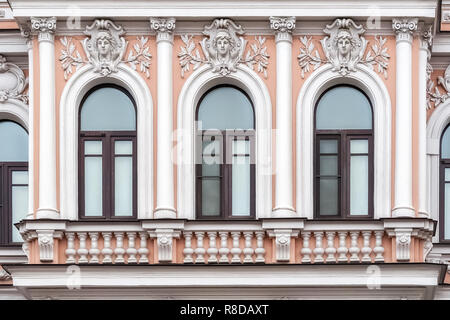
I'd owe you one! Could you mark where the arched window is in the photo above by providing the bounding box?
[79,84,137,219]
[196,85,255,219]
[0,120,28,244]
[440,125,450,241]
[314,85,373,218]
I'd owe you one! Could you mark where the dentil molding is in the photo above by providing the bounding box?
[297,18,390,79]
[0,55,28,104]
[178,18,269,78]
[59,19,152,79]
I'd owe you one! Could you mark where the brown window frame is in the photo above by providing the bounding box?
[78,84,137,220]
[0,162,28,246]
[439,124,450,243]
[195,85,256,220]
[314,85,374,219]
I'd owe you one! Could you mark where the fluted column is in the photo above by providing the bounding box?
[150,17,177,219]
[270,16,296,217]
[31,17,58,219]
[418,24,432,218]
[21,26,34,219]
[392,18,418,217]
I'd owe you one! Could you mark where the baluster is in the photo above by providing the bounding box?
[254,231,266,263]
[126,232,138,263]
[88,232,100,264]
[114,232,125,263]
[361,231,372,262]
[337,231,349,262]
[301,231,312,263]
[218,232,230,263]
[313,232,324,263]
[194,232,205,263]
[138,232,149,264]
[243,232,254,263]
[349,231,360,262]
[183,232,194,263]
[207,232,218,263]
[101,232,113,263]
[65,232,76,264]
[373,231,385,262]
[325,231,337,263]
[230,232,242,263]
[77,232,88,263]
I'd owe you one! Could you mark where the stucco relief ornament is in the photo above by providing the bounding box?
[298,18,390,79]
[427,64,450,108]
[178,18,269,78]
[59,19,152,80]
[0,55,28,104]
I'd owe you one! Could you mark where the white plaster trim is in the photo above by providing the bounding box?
[59,64,153,220]
[177,64,272,219]
[426,100,450,241]
[296,63,391,219]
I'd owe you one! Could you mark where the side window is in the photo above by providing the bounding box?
[0,120,28,245]
[440,125,450,242]
[314,85,373,219]
[79,84,137,219]
[196,86,255,219]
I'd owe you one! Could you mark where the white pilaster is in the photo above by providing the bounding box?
[31,17,58,219]
[21,26,34,219]
[391,18,418,218]
[418,24,432,218]
[270,16,296,217]
[150,17,176,219]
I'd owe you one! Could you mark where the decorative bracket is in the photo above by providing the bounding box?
[0,55,28,104]
[267,229,299,262]
[37,230,63,262]
[149,229,181,263]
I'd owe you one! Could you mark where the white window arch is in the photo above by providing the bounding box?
[177,64,272,219]
[296,64,392,219]
[59,64,153,220]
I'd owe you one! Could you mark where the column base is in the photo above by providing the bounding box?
[35,208,59,219]
[272,206,297,218]
[392,206,415,218]
[154,207,177,219]
[417,211,430,218]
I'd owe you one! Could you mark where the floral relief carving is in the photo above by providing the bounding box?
[427,64,450,109]
[59,19,152,80]
[178,18,269,78]
[0,55,28,104]
[297,18,390,79]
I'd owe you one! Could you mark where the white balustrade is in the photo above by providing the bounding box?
[88,232,100,263]
[313,232,324,263]
[194,232,206,263]
[138,232,149,263]
[207,232,219,263]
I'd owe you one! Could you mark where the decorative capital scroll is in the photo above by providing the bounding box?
[178,18,269,78]
[150,17,176,43]
[0,55,28,104]
[59,19,152,79]
[394,229,412,261]
[298,18,390,79]
[30,17,56,42]
[419,24,433,52]
[270,16,295,42]
[392,18,418,43]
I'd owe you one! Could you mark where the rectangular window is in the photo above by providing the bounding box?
[444,167,450,240]
[11,170,28,243]
[84,140,103,216]
[349,139,369,216]
[317,137,340,216]
[114,140,133,216]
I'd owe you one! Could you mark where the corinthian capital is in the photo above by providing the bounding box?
[270,16,296,43]
[392,18,418,44]
[150,17,176,43]
[31,17,56,42]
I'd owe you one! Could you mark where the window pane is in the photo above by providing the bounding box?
[202,156,220,176]
[445,183,450,239]
[197,87,254,130]
[12,185,28,242]
[0,121,28,161]
[232,140,250,154]
[320,140,338,154]
[442,126,450,159]
[350,155,369,215]
[232,156,251,216]
[85,140,102,155]
[85,157,102,216]
[202,139,220,156]
[319,178,339,215]
[351,139,369,154]
[316,86,372,130]
[12,171,28,184]
[201,179,220,216]
[81,87,136,131]
[115,141,133,155]
[115,157,133,216]
[446,168,450,182]
[320,155,338,176]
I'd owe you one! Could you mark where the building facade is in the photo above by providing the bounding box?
[0,0,449,300]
